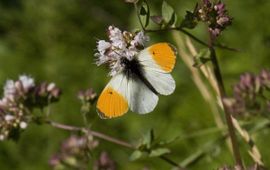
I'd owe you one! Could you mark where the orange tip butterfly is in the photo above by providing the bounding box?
[96,42,177,119]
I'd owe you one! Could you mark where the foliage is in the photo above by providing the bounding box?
[0,0,270,170]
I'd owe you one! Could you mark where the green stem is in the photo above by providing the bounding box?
[47,120,134,149]
[208,33,244,168]
[145,27,238,51]
[160,155,187,170]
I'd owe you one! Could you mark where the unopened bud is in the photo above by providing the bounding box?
[47,83,56,92]
[15,81,23,92]
[0,135,5,141]
[20,121,28,129]
[37,82,48,96]
[217,16,230,26]
[77,88,97,103]
[19,75,35,92]
[49,154,61,167]
[0,98,9,109]
[50,88,61,98]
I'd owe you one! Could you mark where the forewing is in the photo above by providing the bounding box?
[138,42,176,73]
[127,74,159,114]
[97,73,129,119]
[137,43,176,95]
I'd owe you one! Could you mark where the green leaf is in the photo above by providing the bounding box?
[139,0,150,28]
[162,1,175,24]
[158,136,178,146]
[142,129,154,149]
[130,150,143,161]
[192,49,211,68]
[149,148,170,157]
[169,12,178,27]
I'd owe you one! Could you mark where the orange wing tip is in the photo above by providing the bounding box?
[96,87,128,119]
[148,43,177,72]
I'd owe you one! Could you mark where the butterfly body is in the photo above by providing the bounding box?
[97,43,176,119]
[121,57,158,95]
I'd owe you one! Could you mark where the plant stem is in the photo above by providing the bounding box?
[145,27,238,51]
[133,3,237,51]
[208,34,243,168]
[46,120,185,169]
[146,27,208,46]
[47,120,134,149]
[160,155,187,170]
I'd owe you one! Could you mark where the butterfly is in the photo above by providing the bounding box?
[96,43,176,118]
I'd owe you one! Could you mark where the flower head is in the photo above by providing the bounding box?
[3,75,35,101]
[19,75,35,92]
[95,26,149,76]
[34,82,61,101]
[214,1,226,15]
[97,40,111,56]
[77,88,97,114]
[77,88,97,103]
[108,26,126,49]
[49,135,99,169]
[0,75,61,141]
[93,151,116,170]
[131,31,149,47]
[224,70,270,118]
[196,0,232,37]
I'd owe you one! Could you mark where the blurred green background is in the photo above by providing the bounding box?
[0,0,270,169]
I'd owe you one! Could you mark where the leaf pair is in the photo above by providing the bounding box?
[192,49,211,68]
[139,0,177,28]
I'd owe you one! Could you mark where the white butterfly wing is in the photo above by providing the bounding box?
[97,72,158,117]
[127,74,159,114]
[142,68,175,95]
[137,43,177,95]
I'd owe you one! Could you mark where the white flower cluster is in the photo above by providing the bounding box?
[95,26,149,76]
[0,75,61,141]
[3,75,35,101]
[0,75,34,141]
